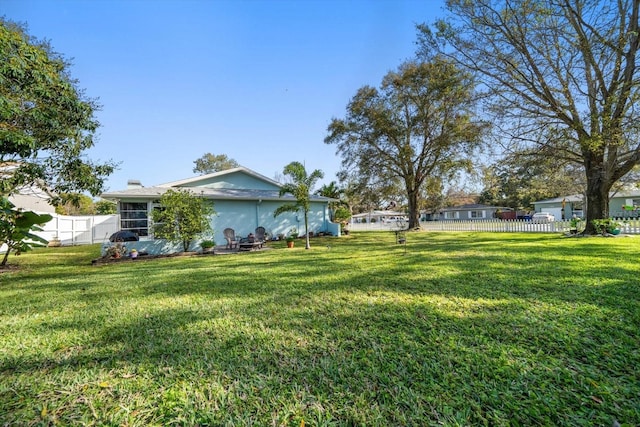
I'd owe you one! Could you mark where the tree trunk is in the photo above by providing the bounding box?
[1,248,9,267]
[407,189,421,229]
[304,210,311,249]
[582,162,612,235]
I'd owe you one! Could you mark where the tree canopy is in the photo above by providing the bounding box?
[54,193,96,215]
[192,153,240,175]
[325,59,486,228]
[420,0,640,234]
[315,181,345,220]
[478,150,585,210]
[274,162,324,249]
[1,19,116,202]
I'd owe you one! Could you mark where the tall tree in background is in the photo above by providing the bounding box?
[55,193,96,215]
[274,162,324,250]
[315,181,344,220]
[315,181,342,201]
[420,0,640,234]
[419,176,447,218]
[478,151,585,210]
[1,19,115,202]
[192,153,239,174]
[337,169,406,215]
[326,59,486,229]
[95,199,117,215]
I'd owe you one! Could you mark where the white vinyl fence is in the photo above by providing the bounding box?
[37,213,120,245]
[1,213,120,253]
[348,218,640,235]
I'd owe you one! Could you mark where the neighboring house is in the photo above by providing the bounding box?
[2,162,56,213]
[534,191,640,219]
[350,210,408,224]
[100,167,339,250]
[438,204,513,220]
[8,186,56,213]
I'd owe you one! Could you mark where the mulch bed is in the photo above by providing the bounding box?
[90,245,273,265]
[91,251,210,266]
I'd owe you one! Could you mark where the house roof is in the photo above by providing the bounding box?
[102,186,331,202]
[100,166,333,203]
[535,191,640,204]
[440,204,512,212]
[534,194,584,204]
[156,167,282,188]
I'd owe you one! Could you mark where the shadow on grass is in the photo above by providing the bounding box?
[1,234,639,424]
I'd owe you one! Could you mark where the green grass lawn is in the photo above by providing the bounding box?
[1,232,639,426]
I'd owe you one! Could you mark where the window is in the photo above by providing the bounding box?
[444,211,458,219]
[119,202,149,237]
[151,203,166,236]
[470,210,484,219]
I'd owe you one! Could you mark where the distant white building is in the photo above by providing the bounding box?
[350,210,408,224]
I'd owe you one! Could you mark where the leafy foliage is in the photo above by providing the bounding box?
[151,189,215,252]
[0,19,116,201]
[479,150,585,209]
[94,199,117,215]
[102,242,127,259]
[54,193,96,215]
[192,153,239,174]
[315,181,347,220]
[338,171,405,215]
[274,161,324,249]
[420,0,640,233]
[333,206,351,229]
[0,197,52,267]
[591,218,622,236]
[314,181,342,200]
[326,59,486,228]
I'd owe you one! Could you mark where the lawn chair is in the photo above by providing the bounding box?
[223,228,238,250]
[255,226,266,247]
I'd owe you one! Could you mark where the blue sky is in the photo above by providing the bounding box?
[3,0,446,193]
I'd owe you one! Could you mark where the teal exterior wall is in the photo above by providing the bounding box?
[210,199,334,244]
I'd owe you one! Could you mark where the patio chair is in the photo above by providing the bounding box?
[255,226,266,247]
[223,228,238,250]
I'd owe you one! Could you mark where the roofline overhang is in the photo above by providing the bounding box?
[101,191,332,204]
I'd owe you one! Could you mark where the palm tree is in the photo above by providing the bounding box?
[315,181,344,220]
[274,161,324,250]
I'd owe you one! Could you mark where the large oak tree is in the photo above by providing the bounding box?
[1,19,115,201]
[325,59,486,229]
[420,0,640,234]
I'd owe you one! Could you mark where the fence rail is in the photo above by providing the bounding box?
[2,213,120,253]
[37,213,120,245]
[348,218,640,234]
